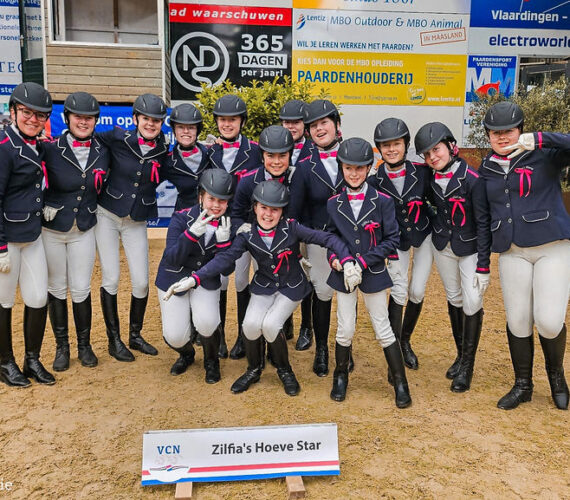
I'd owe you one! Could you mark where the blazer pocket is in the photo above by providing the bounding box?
[459,233,477,242]
[141,195,157,206]
[416,216,430,231]
[433,225,443,234]
[253,275,271,288]
[105,186,123,200]
[490,219,501,232]
[522,210,549,223]
[4,212,30,222]
[286,273,304,288]
[87,206,98,214]
[164,266,184,273]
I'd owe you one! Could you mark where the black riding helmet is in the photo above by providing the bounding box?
[484,101,524,131]
[213,94,247,121]
[259,125,294,154]
[64,92,100,126]
[252,180,289,207]
[414,122,456,155]
[337,137,374,166]
[199,169,234,200]
[10,82,52,114]
[133,94,167,120]
[303,99,340,126]
[374,118,410,149]
[279,99,306,121]
[170,103,203,135]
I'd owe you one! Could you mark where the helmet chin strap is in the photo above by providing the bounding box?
[439,143,459,173]
[178,143,197,151]
[384,158,406,169]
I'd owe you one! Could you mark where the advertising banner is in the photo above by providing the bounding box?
[49,105,177,228]
[293,0,470,15]
[293,51,466,106]
[0,0,23,98]
[170,3,292,100]
[141,424,340,486]
[469,0,570,56]
[294,8,469,54]
[462,55,517,145]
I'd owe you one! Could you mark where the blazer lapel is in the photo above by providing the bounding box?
[270,222,289,252]
[401,162,418,199]
[375,169,401,200]
[336,191,356,225]
[357,186,377,224]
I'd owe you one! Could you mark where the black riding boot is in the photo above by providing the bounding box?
[270,331,300,396]
[201,327,221,384]
[230,288,249,359]
[330,342,351,402]
[283,315,294,340]
[451,309,484,393]
[0,305,30,387]
[22,305,55,385]
[218,290,228,358]
[312,297,332,377]
[100,287,134,362]
[73,294,98,367]
[401,300,423,370]
[165,338,195,376]
[48,293,70,372]
[383,340,411,408]
[539,325,569,410]
[231,337,263,393]
[296,291,313,351]
[497,326,533,410]
[446,302,464,379]
[387,296,403,383]
[128,294,158,356]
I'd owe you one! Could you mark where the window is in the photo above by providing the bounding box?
[52,0,159,45]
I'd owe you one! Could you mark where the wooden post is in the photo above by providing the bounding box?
[174,482,193,500]
[286,476,306,499]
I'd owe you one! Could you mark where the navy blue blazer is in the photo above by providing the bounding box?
[193,218,352,301]
[326,185,399,294]
[96,127,168,221]
[163,143,209,210]
[155,204,233,292]
[292,139,313,166]
[428,159,491,272]
[479,132,570,253]
[0,127,47,249]
[206,135,261,183]
[230,166,296,233]
[368,160,432,252]
[42,132,110,232]
[289,144,345,230]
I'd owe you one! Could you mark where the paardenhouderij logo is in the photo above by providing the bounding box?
[171,32,230,93]
[296,14,306,30]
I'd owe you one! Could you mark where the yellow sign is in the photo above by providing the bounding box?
[292,51,466,106]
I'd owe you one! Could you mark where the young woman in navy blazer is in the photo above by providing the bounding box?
[157,169,233,382]
[289,99,345,377]
[479,101,570,410]
[415,122,491,394]
[41,92,107,372]
[279,99,315,351]
[0,82,54,387]
[95,93,169,362]
[206,95,261,361]
[326,137,412,408]
[368,118,433,372]
[165,181,355,396]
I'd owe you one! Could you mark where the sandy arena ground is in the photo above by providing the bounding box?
[0,240,569,499]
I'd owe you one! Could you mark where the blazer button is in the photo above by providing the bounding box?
[504,189,508,193]
[35,211,40,216]
[35,184,40,188]
[504,175,508,179]
[73,208,78,213]
[506,203,510,208]
[355,239,360,244]
[81,186,86,190]
[134,183,139,187]
[201,251,205,255]
[36,197,40,202]
[137,171,142,176]
[82,173,86,178]
[401,209,406,214]
[197,261,201,266]
[77,196,82,201]
[404,218,409,223]
[131,194,136,198]
[508,218,512,223]
[447,219,451,224]
[353,226,358,231]
[271,264,275,269]
[407,228,412,232]
[448,230,452,234]
[356,253,360,257]
[275,283,279,287]
[140,159,144,164]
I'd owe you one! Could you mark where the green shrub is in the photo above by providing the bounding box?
[195,76,333,141]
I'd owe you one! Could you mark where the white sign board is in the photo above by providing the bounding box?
[141,423,340,486]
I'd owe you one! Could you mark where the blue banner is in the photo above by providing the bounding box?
[465,55,517,103]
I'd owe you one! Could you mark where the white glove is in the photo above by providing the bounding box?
[163,276,197,301]
[300,257,312,276]
[214,216,231,243]
[343,261,362,293]
[505,133,535,158]
[43,205,59,222]
[473,273,490,296]
[0,252,10,273]
[188,209,214,237]
[236,222,251,235]
[387,259,403,282]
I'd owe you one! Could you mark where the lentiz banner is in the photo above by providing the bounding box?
[48,104,177,228]
[170,4,292,100]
